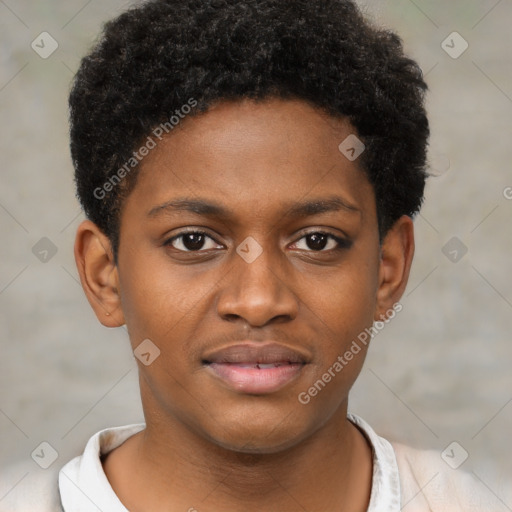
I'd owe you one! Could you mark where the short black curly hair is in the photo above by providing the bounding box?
[69,0,429,262]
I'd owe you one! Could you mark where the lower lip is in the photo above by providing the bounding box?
[207,363,304,394]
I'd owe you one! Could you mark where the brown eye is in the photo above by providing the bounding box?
[165,231,223,252]
[292,232,352,252]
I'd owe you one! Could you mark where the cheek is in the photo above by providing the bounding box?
[117,245,189,328]
[296,270,377,413]
[117,254,224,372]
[117,250,179,345]
[303,254,379,382]
[313,258,379,334]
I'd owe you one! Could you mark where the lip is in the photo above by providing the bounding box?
[203,342,309,394]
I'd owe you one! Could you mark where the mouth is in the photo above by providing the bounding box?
[203,343,309,394]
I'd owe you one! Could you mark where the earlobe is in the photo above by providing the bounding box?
[374,216,415,321]
[74,220,125,327]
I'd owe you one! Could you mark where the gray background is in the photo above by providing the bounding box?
[1,0,511,506]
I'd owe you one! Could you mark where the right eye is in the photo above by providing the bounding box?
[164,230,224,252]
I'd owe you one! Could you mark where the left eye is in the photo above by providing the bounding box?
[291,232,349,252]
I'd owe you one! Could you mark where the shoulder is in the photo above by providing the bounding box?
[391,441,510,511]
[0,424,144,512]
[0,459,63,512]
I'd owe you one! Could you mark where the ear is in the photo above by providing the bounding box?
[374,215,415,322]
[74,220,125,327]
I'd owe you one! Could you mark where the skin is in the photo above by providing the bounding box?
[75,98,415,512]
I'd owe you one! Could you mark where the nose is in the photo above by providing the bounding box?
[216,240,299,327]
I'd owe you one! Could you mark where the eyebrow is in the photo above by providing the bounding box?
[147,196,360,220]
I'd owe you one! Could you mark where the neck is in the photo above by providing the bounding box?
[103,402,373,512]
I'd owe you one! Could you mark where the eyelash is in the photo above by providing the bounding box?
[163,229,351,253]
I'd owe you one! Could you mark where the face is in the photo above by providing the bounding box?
[76,98,413,454]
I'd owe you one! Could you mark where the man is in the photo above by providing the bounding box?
[1,0,507,510]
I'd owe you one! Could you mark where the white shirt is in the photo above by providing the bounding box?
[1,413,509,511]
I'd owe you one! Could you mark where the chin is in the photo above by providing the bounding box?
[201,408,315,455]
[211,431,306,455]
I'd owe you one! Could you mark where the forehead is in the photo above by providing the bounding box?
[124,98,375,224]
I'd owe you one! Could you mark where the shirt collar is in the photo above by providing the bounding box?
[59,414,401,511]
[347,413,402,511]
[59,423,144,512]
